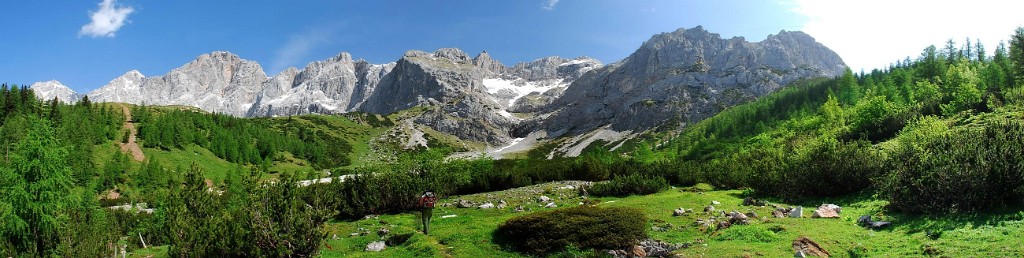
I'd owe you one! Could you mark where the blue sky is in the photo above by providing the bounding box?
[2,1,1021,93]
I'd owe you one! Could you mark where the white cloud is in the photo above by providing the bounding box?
[789,0,1024,72]
[79,0,135,38]
[270,27,335,74]
[542,0,560,11]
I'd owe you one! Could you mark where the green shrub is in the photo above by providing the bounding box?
[878,121,1024,213]
[736,139,881,198]
[494,206,648,255]
[589,173,669,197]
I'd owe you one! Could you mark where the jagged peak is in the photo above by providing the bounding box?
[432,48,472,62]
[403,50,431,58]
[34,80,65,86]
[762,30,816,43]
[202,51,241,61]
[123,69,145,79]
[331,52,354,62]
[273,67,301,77]
[474,50,492,60]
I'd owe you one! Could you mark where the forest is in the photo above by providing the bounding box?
[1,27,1023,256]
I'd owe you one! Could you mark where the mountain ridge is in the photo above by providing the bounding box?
[31,26,845,153]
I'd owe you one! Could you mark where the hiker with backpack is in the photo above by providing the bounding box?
[418,190,437,235]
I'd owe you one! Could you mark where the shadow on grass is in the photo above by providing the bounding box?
[727,190,1024,235]
[886,206,1024,236]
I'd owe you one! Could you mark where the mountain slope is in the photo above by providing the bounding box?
[36,26,843,154]
[522,26,846,140]
[88,52,267,116]
[30,80,82,103]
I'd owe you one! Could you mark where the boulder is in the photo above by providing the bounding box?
[538,196,551,203]
[704,205,716,212]
[711,200,721,205]
[811,204,840,218]
[377,227,390,237]
[456,199,474,208]
[639,239,686,257]
[630,245,647,257]
[544,202,557,208]
[366,241,386,252]
[728,211,750,225]
[857,215,892,229]
[792,236,830,257]
[717,220,732,230]
[742,197,767,206]
[673,208,687,216]
[478,203,495,209]
[514,205,526,212]
[772,210,786,218]
[789,207,803,218]
[745,211,759,219]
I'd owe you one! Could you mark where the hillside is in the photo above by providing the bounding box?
[3,27,1024,257]
[34,27,845,156]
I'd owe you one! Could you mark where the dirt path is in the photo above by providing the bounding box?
[119,105,145,161]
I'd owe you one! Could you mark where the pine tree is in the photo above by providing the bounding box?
[976,40,987,62]
[1009,27,1024,87]
[838,68,861,105]
[943,39,959,64]
[0,117,77,255]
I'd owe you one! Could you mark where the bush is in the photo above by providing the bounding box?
[878,121,1024,213]
[589,173,669,197]
[494,206,647,255]
[165,164,329,257]
[732,138,881,198]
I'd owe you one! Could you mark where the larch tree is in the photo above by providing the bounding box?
[0,117,77,255]
[1009,27,1024,86]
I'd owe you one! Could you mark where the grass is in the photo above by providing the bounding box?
[318,183,1024,257]
[125,180,1024,257]
[267,114,390,169]
[142,144,238,184]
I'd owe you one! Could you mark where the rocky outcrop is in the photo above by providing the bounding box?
[89,52,267,117]
[246,52,396,117]
[40,26,844,152]
[73,48,597,146]
[523,26,846,138]
[30,80,82,104]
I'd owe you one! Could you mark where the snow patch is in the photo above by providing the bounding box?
[483,78,566,107]
[493,138,524,153]
[559,59,591,66]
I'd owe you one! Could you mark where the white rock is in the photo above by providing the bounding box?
[366,241,386,252]
[538,196,551,203]
[789,206,804,218]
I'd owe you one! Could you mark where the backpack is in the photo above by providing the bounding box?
[422,196,436,208]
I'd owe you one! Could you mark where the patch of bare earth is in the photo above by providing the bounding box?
[119,105,145,161]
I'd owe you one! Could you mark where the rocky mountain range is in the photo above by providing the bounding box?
[31,26,844,155]
[29,80,82,104]
[511,27,845,155]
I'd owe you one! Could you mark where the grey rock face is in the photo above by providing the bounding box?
[89,52,268,117]
[45,26,844,152]
[75,48,596,146]
[246,52,396,117]
[30,80,82,104]
[526,26,846,138]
